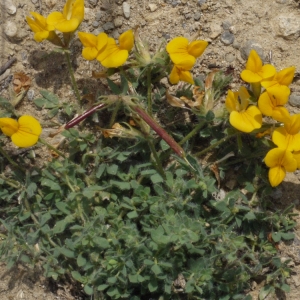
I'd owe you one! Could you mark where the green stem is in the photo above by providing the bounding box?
[0,174,21,189]
[109,100,121,128]
[0,144,25,171]
[194,133,239,157]
[64,50,81,107]
[147,139,166,179]
[38,138,66,158]
[147,68,152,116]
[179,120,206,146]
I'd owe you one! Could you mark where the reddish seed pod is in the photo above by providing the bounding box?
[65,103,106,129]
[134,106,185,158]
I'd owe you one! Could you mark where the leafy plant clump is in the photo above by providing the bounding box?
[0,0,298,299]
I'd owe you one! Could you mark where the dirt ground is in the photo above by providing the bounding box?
[1,0,300,299]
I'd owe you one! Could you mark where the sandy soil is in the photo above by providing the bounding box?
[1,0,300,299]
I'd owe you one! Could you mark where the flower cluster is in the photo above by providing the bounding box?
[225,49,299,187]
[26,0,84,46]
[78,29,134,69]
[0,116,42,148]
[166,37,208,85]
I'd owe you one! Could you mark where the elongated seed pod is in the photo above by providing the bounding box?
[65,103,106,129]
[133,106,185,157]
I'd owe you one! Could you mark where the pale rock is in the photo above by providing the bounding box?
[45,0,57,8]
[4,21,18,38]
[2,0,17,15]
[273,13,300,39]
[123,2,130,19]
[149,3,158,12]
[209,23,222,39]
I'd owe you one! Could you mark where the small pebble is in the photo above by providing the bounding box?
[45,0,57,8]
[240,40,264,61]
[225,53,235,63]
[4,0,17,15]
[220,31,235,45]
[89,0,98,6]
[95,11,102,21]
[27,89,35,101]
[149,3,158,12]
[114,17,123,28]
[222,20,231,30]
[198,0,206,4]
[194,13,201,21]
[102,22,114,31]
[123,2,130,19]
[92,21,99,28]
[289,93,300,107]
[4,21,18,38]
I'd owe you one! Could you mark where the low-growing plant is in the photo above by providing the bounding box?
[0,0,298,299]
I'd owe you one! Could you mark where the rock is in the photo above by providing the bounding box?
[220,31,234,45]
[3,0,17,15]
[95,11,102,21]
[274,13,300,40]
[225,53,235,63]
[123,2,130,19]
[240,40,264,61]
[289,93,300,107]
[45,0,57,8]
[222,20,231,30]
[27,89,35,101]
[209,24,222,39]
[4,21,18,39]
[92,21,99,28]
[89,0,98,6]
[113,16,123,27]
[198,0,206,4]
[276,0,286,3]
[149,3,158,12]
[102,22,114,31]
[194,13,201,21]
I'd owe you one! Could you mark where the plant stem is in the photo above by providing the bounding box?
[64,50,81,107]
[109,100,121,128]
[194,132,239,157]
[147,68,152,116]
[147,139,166,179]
[0,174,20,189]
[179,120,206,146]
[0,144,25,171]
[38,138,66,158]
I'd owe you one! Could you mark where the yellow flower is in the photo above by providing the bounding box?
[166,36,208,65]
[272,114,300,151]
[0,116,42,148]
[26,12,57,43]
[78,32,108,60]
[258,87,290,122]
[261,66,295,90]
[225,87,262,133]
[47,0,84,33]
[265,148,297,187]
[240,50,276,83]
[96,29,134,68]
[169,60,194,85]
[293,150,300,169]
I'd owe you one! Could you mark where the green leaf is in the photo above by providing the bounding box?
[71,271,84,282]
[77,253,86,267]
[128,274,138,283]
[107,276,117,284]
[148,277,158,292]
[107,78,122,95]
[272,232,281,243]
[150,173,164,184]
[281,232,295,240]
[55,202,71,214]
[40,212,51,226]
[59,247,75,258]
[151,225,164,243]
[39,90,60,106]
[280,283,290,293]
[151,264,162,275]
[84,285,93,295]
[110,180,131,190]
[93,237,110,249]
[97,284,109,291]
[106,164,118,175]
[48,107,59,118]
[41,178,61,191]
[26,182,37,198]
[127,211,138,219]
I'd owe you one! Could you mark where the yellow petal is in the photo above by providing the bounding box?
[11,116,42,148]
[284,114,300,135]
[70,0,85,24]
[245,50,263,73]
[78,32,97,47]
[268,166,286,187]
[271,106,290,122]
[187,40,208,58]
[169,66,180,84]
[240,70,262,83]
[238,86,250,110]
[229,106,262,133]
[34,31,50,42]
[97,38,128,68]
[275,66,295,86]
[225,90,239,112]
[293,150,300,169]
[82,47,98,60]
[273,127,300,151]
[47,11,65,26]
[56,19,80,32]
[265,148,297,171]
[97,32,109,51]
[266,86,290,106]
[178,69,194,85]
[0,118,19,136]
[259,64,276,80]
[119,29,134,51]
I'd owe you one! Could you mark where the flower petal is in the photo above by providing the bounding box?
[245,50,263,73]
[268,166,286,187]
[97,32,109,51]
[225,90,239,112]
[240,70,262,83]
[97,38,128,68]
[169,66,180,84]
[78,32,97,47]
[119,29,134,51]
[259,64,276,80]
[0,118,19,136]
[284,114,300,135]
[187,40,208,58]
[275,66,295,86]
[82,47,98,60]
